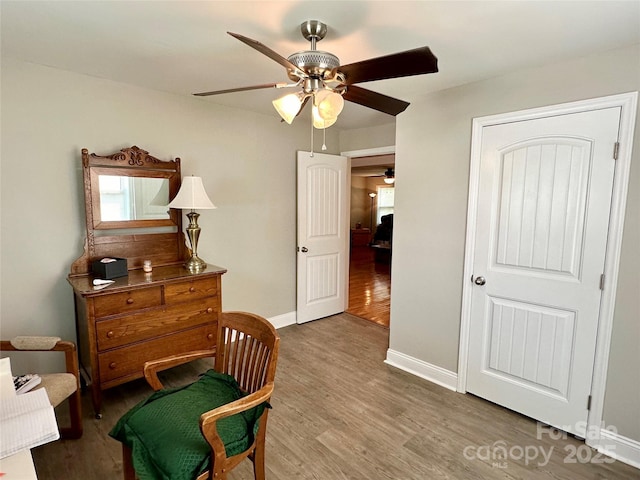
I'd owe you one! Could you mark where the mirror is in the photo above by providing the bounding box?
[84,146,182,230]
[98,175,170,222]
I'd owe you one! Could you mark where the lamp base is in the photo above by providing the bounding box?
[184,254,207,274]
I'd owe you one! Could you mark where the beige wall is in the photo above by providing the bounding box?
[390,44,640,441]
[349,176,368,229]
[0,57,339,372]
[340,123,395,152]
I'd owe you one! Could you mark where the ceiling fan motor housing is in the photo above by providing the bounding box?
[287,50,340,80]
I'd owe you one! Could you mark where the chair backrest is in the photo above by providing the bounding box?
[215,312,280,394]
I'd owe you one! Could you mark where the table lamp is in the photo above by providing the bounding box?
[168,176,216,273]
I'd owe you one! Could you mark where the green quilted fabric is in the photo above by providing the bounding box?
[109,370,267,480]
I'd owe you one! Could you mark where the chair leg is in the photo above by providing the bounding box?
[123,444,136,480]
[251,442,266,480]
[212,465,228,480]
[67,388,83,438]
[58,389,83,439]
[251,413,269,480]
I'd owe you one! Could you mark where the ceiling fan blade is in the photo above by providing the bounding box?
[227,32,307,79]
[343,85,410,116]
[337,46,438,85]
[194,83,285,96]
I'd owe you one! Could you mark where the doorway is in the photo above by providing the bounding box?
[345,152,394,327]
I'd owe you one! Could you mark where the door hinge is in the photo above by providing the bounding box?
[613,142,620,160]
[599,274,605,290]
[587,395,592,411]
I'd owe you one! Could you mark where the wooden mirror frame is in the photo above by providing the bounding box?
[85,146,181,229]
[70,146,187,276]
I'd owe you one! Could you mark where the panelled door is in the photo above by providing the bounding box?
[466,107,621,437]
[296,151,349,324]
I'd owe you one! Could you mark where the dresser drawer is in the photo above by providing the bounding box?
[95,299,218,351]
[93,287,162,317]
[98,324,216,384]
[165,277,217,303]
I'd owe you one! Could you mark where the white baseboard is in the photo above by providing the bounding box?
[384,349,458,391]
[267,311,297,329]
[594,429,640,469]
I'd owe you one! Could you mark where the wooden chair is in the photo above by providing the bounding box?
[110,311,280,480]
[0,336,83,439]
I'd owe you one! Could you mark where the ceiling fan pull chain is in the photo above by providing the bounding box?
[309,118,314,157]
[321,123,327,151]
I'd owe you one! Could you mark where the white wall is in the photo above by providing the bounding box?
[390,44,640,441]
[0,57,339,372]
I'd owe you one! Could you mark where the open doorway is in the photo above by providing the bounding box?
[346,154,394,327]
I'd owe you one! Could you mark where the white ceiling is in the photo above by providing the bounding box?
[2,1,639,130]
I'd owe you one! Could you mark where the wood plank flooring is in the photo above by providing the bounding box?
[33,314,638,479]
[346,246,391,327]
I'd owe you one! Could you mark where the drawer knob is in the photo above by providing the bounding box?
[109,362,117,369]
[207,333,214,340]
[206,307,213,314]
[126,298,134,305]
[107,331,114,338]
[189,287,196,293]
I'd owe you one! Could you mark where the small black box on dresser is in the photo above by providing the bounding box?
[91,258,128,279]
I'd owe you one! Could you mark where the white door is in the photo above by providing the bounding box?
[466,107,621,437]
[297,151,349,324]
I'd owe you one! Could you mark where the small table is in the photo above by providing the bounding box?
[351,228,371,247]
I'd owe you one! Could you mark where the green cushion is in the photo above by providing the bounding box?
[109,370,267,480]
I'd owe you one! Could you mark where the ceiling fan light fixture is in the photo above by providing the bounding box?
[384,168,395,184]
[314,89,344,120]
[272,92,305,124]
[312,104,337,129]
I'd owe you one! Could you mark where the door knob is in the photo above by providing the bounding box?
[474,276,486,286]
[301,247,308,253]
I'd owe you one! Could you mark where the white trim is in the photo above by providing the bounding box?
[596,429,640,469]
[456,105,485,393]
[267,311,296,329]
[385,349,458,391]
[340,145,395,158]
[457,92,638,442]
[585,92,638,451]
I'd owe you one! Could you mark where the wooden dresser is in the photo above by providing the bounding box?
[68,146,226,417]
[68,264,225,417]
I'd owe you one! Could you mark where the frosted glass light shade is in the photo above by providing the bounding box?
[168,176,216,210]
[272,92,304,124]
[315,89,344,120]
[312,105,337,129]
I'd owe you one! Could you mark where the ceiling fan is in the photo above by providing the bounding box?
[368,167,395,184]
[194,20,438,129]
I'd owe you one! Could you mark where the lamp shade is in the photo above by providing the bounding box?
[272,92,304,124]
[168,176,216,210]
[312,104,337,129]
[315,89,344,120]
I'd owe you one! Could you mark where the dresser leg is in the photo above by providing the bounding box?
[91,383,102,419]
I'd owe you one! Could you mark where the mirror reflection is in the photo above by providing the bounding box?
[98,175,170,222]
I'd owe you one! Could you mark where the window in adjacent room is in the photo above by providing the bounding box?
[376,185,394,225]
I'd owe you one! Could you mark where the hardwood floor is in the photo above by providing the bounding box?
[33,314,638,480]
[346,246,391,327]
